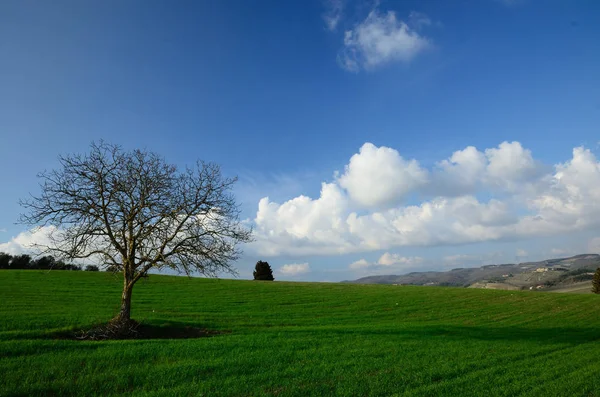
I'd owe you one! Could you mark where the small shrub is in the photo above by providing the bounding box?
[592,268,600,294]
[85,265,100,272]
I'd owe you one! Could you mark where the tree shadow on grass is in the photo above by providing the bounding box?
[53,321,230,341]
[4,319,227,341]
[132,323,228,339]
[6,321,599,345]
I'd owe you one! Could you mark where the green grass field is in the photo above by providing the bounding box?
[1,270,600,396]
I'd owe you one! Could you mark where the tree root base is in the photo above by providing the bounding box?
[75,318,140,340]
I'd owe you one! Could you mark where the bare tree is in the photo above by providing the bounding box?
[20,142,252,323]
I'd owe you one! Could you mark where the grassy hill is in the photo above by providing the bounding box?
[1,270,600,396]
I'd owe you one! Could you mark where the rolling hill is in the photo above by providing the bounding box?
[345,254,600,292]
[1,270,600,396]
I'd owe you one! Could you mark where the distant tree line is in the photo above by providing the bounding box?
[0,252,99,271]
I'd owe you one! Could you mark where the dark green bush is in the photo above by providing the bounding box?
[9,254,31,269]
[0,253,11,269]
[253,261,274,281]
[592,268,600,294]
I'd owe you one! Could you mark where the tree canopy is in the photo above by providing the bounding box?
[20,141,252,324]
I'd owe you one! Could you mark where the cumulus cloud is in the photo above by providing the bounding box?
[0,226,56,255]
[432,146,487,195]
[339,9,432,72]
[431,141,545,196]
[337,143,428,208]
[334,141,547,207]
[252,182,352,256]
[0,226,102,265]
[247,142,600,257]
[484,141,544,190]
[525,147,600,233]
[377,252,423,267]
[256,194,514,256]
[279,263,311,276]
[349,258,370,269]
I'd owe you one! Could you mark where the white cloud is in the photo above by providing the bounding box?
[339,9,431,72]
[349,258,370,269]
[252,182,352,256]
[254,191,520,256]
[524,147,600,234]
[432,146,487,196]
[484,141,544,190]
[377,252,423,267]
[248,142,600,257]
[0,228,6,233]
[343,196,518,251]
[431,141,545,196]
[279,263,310,276]
[0,226,103,265]
[323,0,344,31]
[337,143,428,208]
[0,226,56,255]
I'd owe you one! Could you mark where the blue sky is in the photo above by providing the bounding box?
[1,0,600,281]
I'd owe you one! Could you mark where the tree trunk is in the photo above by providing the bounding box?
[116,283,133,321]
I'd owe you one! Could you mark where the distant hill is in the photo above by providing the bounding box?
[344,254,600,292]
